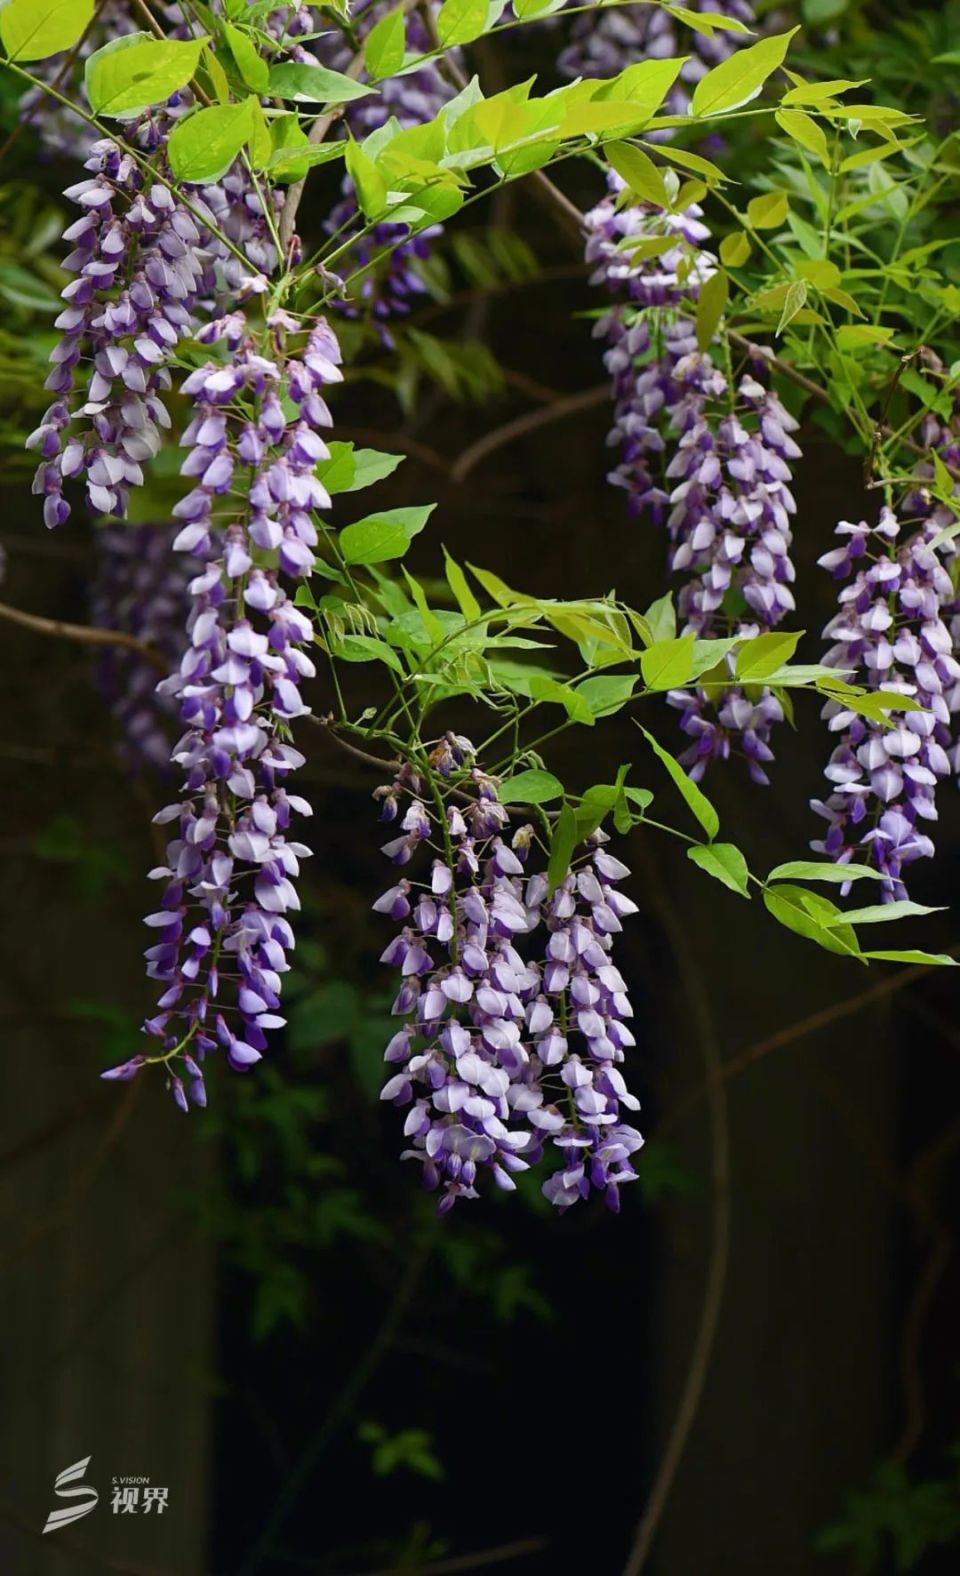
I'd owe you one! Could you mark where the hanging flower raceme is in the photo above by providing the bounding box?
[585,179,801,782]
[26,138,222,527]
[91,521,192,773]
[373,740,644,1213]
[100,313,343,1111]
[319,1,453,333]
[811,505,960,901]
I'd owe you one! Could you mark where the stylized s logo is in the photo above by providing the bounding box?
[43,1457,99,1534]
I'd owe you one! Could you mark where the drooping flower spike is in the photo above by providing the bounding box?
[373,739,644,1212]
[100,314,343,1109]
[811,504,960,901]
[585,179,802,782]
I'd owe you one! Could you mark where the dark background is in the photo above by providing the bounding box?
[2,17,960,1576]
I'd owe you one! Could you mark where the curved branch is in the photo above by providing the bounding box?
[658,947,960,1138]
[621,838,730,1576]
[0,598,167,673]
[451,384,610,484]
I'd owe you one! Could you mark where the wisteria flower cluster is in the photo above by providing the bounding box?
[586,181,802,782]
[373,739,644,1212]
[100,313,343,1110]
[812,504,960,900]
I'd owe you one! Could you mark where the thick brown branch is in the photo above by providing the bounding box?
[0,598,167,673]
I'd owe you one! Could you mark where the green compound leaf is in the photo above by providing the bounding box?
[499,769,565,806]
[691,28,798,117]
[688,842,750,897]
[86,33,207,116]
[1,0,93,61]
[637,725,719,840]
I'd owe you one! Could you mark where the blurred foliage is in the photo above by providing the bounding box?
[818,1448,960,1571]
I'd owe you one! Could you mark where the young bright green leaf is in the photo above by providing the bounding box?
[443,549,482,621]
[605,142,669,208]
[600,56,687,117]
[643,591,677,642]
[364,7,405,78]
[1,0,93,60]
[735,629,803,680]
[340,506,434,565]
[514,0,565,16]
[574,674,637,717]
[86,33,208,115]
[666,4,752,35]
[265,140,344,180]
[862,950,957,967]
[528,677,595,726]
[720,230,752,266]
[764,884,862,958]
[746,190,789,229]
[500,769,564,806]
[316,443,405,495]
[640,634,697,691]
[224,21,268,92]
[437,0,490,47]
[775,108,830,169]
[766,860,886,884]
[402,569,444,644]
[688,842,750,897]
[823,902,944,927]
[696,269,728,351]
[267,61,375,103]
[466,563,534,609]
[345,138,388,219]
[167,98,256,182]
[637,725,719,840]
[690,28,798,117]
[776,278,808,336]
[547,803,578,894]
[204,44,230,104]
[326,632,405,674]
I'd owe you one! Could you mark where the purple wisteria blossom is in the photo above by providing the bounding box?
[100,313,343,1109]
[373,740,644,1213]
[26,138,223,528]
[91,521,191,773]
[811,505,960,901]
[585,181,801,782]
[319,2,452,333]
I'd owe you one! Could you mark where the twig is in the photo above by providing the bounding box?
[658,947,960,1138]
[0,598,167,673]
[238,1241,431,1576]
[279,50,363,253]
[894,1113,960,1460]
[620,837,730,1576]
[339,1536,549,1576]
[0,1495,187,1575]
[309,713,399,772]
[451,384,610,483]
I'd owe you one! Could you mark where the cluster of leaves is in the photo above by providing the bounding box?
[818,1450,960,1572]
